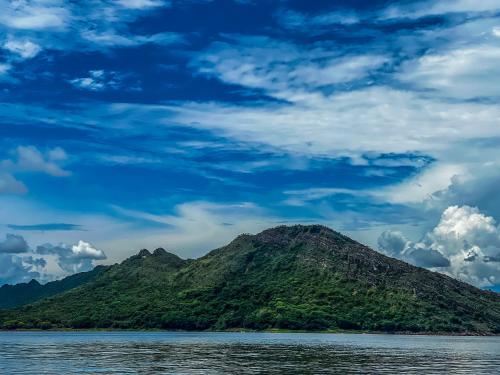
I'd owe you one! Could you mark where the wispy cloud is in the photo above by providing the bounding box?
[192,35,388,100]
[382,0,500,20]
[0,0,181,58]
[68,70,141,92]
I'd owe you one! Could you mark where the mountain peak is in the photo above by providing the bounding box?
[253,224,353,245]
[137,249,151,257]
[258,224,334,236]
[153,248,167,256]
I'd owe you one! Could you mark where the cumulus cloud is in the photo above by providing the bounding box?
[23,255,47,268]
[417,161,500,220]
[378,230,450,268]
[0,233,29,253]
[0,226,110,285]
[378,205,500,287]
[36,240,106,274]
[377,230,408,258]
[0,254,40,285]
[0,234,47,285]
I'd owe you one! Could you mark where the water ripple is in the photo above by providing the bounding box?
[0,332,499,374]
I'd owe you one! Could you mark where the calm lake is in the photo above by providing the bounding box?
[0,331,499,374]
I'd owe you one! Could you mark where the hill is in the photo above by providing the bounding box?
[1,225,499,333]
[0,266,109,309]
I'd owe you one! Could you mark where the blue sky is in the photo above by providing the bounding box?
[1,0,500,290]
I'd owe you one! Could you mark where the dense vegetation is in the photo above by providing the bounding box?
[1,225,499,333]
[0,266,108,309]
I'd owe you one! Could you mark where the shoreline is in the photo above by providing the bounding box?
[1,328,498,336]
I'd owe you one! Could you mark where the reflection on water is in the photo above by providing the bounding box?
[0,332,499,374]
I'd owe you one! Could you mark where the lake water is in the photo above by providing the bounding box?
[0,331,499,374]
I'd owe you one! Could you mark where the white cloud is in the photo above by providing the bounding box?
[0,63,11,75]
[399,45,500,99]
[48,147,68,161]
[164,86,500,157]
[0,0,70,30]
[0,232,106,284]
[36,240,106,274]
[116,0,168,9]
[69,69,141,91]
[378,230,451,268]
[277,9,360,30]
[383,0,500,20]
[71,240,107,260]
[378,163,465,204]
[428,206,500,257]
[193,36,388,99]
[13,145,70,176]
[80,30,183,48]
[0,145,70,196]
[283,188,367,206]
[280,163,466,208]
[3,38,41,58]
[69,70,107,91]
[0,173,27,195]
[427,161,500,220]
[378,205,500,287]
[0,0,179,57]
[0,233,45,286]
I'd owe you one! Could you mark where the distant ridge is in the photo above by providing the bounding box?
[0,266,109,309]
[1,225,499,334]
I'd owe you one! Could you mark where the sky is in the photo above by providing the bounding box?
[1,0,500,291]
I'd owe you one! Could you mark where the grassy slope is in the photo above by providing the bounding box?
[1,226,499,333]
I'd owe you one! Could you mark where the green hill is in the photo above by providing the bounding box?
[0,265,109,309]
[1,225,499,333]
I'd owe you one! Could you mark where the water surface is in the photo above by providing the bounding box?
[0,331,499,374]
